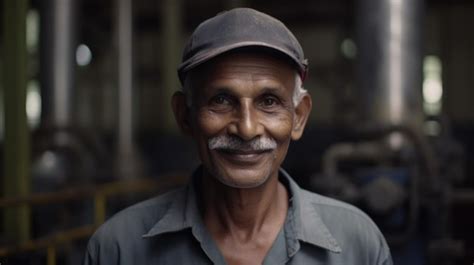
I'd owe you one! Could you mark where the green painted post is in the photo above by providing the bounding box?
[2,0,31,243]
[160,0,182,132]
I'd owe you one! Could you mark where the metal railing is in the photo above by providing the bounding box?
[0,174,188,265]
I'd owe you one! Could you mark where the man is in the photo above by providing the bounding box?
[84,8,393,265]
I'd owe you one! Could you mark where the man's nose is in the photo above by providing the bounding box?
[228,99,264,141]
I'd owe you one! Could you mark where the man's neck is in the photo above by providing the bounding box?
[200,168,288,243]
[200,169,289,265]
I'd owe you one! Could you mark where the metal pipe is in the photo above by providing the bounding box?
[2,0,31,243]
[94,194,106,225]
[0,175,188,208]
[356,0,424,128]
[40,0,77,127]
[322,141,385,176]
[116,0,142,179]
[160,0,182,131]
[117,0,133,156]
[47,246,56,265]
[320,125,438,246]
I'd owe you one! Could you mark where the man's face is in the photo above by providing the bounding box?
[174,52,311,189]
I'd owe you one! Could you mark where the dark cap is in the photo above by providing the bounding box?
[177,8,308,85]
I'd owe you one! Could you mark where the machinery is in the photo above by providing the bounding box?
[309,0,470,264]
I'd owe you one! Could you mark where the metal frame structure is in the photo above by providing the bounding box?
[0,175,188,265]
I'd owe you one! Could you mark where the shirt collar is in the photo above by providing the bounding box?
[279,169,342,254]
[142,168,228,264]
[142,169,202,238]
[143,167,342,254]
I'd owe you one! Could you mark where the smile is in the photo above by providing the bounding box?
[216,149,272,165]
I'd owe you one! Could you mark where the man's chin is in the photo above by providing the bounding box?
[211,167,273,189]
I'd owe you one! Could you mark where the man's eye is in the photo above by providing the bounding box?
[261,96,279,107]
[210,95,232,107]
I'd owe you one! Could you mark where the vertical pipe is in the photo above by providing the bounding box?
[40,0,77,127]
[2,0,31,242]
[116,0,141,179]
[47,246,57,265]
[117,0,133,160]
[94,194,106,225]
[356,0,424,129]
[160,0,182,132]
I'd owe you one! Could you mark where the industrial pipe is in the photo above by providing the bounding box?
[40,0,77,127]
[356,0,424,129]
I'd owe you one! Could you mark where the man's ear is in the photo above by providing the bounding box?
[171,91,192,135]
[291,93,312,140]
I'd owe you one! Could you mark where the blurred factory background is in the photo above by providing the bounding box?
[1,0,473,264]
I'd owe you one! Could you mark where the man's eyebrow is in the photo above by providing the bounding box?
[258,86,285,95]
[205,86,236,96]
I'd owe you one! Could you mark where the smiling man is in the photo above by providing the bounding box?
[84,8,393,265]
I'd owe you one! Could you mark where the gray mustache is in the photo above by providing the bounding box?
[208,135,277,152]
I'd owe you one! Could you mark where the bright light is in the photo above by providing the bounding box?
[76,44,92,66]
[423,55,443,115]
[341,38,357,59]
[423,79,443,104]
[26,80,41,128]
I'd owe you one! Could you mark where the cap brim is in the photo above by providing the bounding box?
[178,41,307,84]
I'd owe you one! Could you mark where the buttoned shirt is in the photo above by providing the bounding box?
[84,168,393,265]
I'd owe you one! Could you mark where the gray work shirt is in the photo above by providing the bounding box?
[84,168,393,265]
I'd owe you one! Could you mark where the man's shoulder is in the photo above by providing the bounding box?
[298,188,387,246]
[298,188,392,263]
[300,188,375,225]
[86,187,187,250]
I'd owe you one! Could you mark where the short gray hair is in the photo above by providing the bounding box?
[183,73,307,107]
[293,73,307,106]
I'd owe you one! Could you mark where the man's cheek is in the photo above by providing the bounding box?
[196,111,229,135]
[262,114,294,141]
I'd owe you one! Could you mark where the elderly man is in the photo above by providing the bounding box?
[84,8,393,265]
